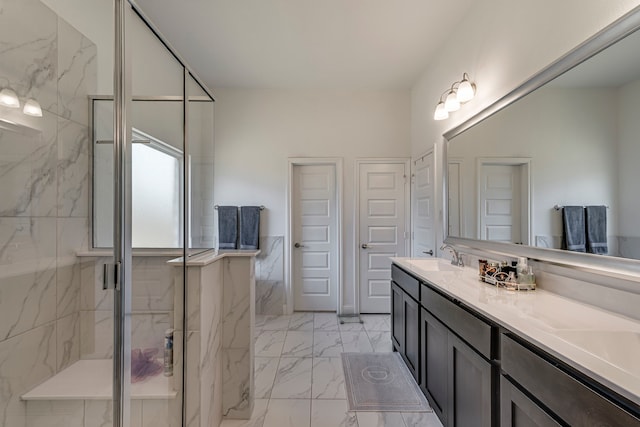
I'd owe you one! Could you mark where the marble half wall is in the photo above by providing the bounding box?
[255,236,285,315]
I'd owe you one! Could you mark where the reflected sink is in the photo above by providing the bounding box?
[404,259,462,272]
[553,330,640,377]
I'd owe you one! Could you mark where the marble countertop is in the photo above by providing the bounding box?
[391,257,640,407]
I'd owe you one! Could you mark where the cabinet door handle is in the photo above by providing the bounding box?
[422,250,434,256]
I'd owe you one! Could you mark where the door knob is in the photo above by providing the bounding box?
[361,243,369,249]
[422,249,434,256]
[294,242,305,248]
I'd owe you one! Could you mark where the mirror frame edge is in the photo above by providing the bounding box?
[442,5,640,283]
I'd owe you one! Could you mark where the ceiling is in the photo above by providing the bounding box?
[133,0,475,90]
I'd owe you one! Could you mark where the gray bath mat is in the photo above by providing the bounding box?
[341,352,431,412]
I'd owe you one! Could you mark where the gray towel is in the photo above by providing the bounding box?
[585,205,608,255]
[562,206,586,252]
[217,206,238,249]
[239,206,261,250]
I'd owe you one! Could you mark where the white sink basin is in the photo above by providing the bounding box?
[404,258,462,272]
[553,330,640,377]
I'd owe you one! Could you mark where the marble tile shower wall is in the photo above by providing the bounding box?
[0,1,97,426]
[80,257,175,359]
[256,236,285,315]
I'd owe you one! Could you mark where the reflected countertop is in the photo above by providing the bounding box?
[391,257,640,407]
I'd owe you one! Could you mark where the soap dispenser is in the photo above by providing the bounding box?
[516,257,528,278]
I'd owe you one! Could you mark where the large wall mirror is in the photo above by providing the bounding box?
[444,6,640,281]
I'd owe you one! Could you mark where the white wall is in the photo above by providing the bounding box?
[213,89,410,313]
[410,0,640,249]
[617,78,640,236]
[616,78,640,258]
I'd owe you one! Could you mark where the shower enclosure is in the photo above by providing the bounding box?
[0,0,214,426]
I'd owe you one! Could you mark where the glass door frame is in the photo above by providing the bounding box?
[111,2,216,426]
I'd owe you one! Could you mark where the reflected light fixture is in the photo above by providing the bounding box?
[23,98,43,117]
[0,88,20,108]
[433,73,476,120]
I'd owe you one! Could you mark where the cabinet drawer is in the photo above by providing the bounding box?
[502,334,640,426]
[391,264,419,301]
[421,284,493,359]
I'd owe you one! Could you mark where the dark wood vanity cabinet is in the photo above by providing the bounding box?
[392,264,498,427]
[420,308,448,423]
[500,376,561,427]
[420,283,496,427]
[392,263,640,427]
[391,266,420,381]
[391,281,404,352]
[501,334,640,427]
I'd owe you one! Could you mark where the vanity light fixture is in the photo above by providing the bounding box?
[23,98,43,117]
[433,73,476,120]
[0,88,20,109]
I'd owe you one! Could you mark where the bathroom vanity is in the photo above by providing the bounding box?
[391,258,640,427]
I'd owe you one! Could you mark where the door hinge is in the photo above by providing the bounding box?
[103,262,121,291]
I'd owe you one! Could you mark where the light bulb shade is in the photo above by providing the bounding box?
[23,99,42,117]
[456,79,475,103]
[444,90,460,112]
[0,88,20,108]
[433,102,449,120]
[22,99,42,117]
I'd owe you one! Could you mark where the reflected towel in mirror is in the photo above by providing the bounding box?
[562,206,586,252]
[585,205,608,254]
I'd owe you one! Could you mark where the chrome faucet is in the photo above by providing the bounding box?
[440,244,464,267]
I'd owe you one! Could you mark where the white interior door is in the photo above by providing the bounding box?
[292,164,338,311]
[479,164,522,243]
[358,162,408,313]
[412,153,435,257]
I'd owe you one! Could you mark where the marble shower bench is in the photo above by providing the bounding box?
[21,359,179,426]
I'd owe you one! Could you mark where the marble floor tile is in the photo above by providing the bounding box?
[313,331,343,357]
[340,331,374,353]
[270,357,313,399]
[255,315,270,330]
[337,321,365,332]
[361,315,391,332]
[220,399,269,427]
[260,315,291,331]
[356,412,407,427]
[254,357,279,399]
[262,399,310,427]
[289,312,314,331]
[402,411,443,427]
[246,314,399,427]
[367,331,393,353]
[313,313,339,331]
[255,330,286,357]
[312,357,346,399]
[281,331,313,357]
[311,399,357,427]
